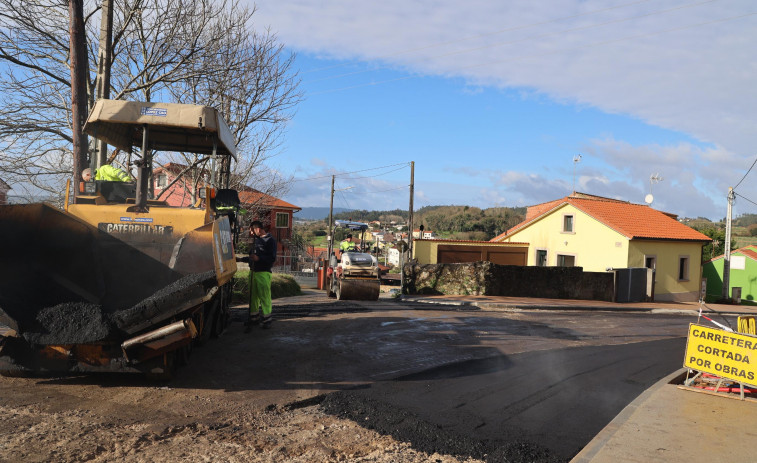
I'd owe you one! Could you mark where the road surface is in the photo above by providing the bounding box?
[0,295,706,462]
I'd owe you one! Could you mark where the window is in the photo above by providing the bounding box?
[562,214,574,233]
[275,212,289,228]
[678,256,689,281]
[557,254,575,267]
[156,174,167,189]
[644,256,656,270]
[536,250,547,267]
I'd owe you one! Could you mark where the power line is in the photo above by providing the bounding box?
[310,10,756,96]
[735,192,757,209]
[289,162,410,182]
[341,165,408,180]
[306,0,719,86]
[733,155,757,191]
[360,185,409,194]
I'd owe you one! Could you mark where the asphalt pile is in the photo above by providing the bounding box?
[24,302,109,345]
[16,271,216,345]
[110,271,215,332]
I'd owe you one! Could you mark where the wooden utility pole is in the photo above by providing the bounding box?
[722,187,735,301]
[408,161,414,259]
[69,0,89,189]
[95,0,114,169]
[324,175,335,289]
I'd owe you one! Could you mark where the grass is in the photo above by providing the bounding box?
[232,271,302,303]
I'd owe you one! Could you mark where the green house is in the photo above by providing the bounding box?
[702,245,757,305]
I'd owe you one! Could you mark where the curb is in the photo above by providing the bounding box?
[401,296,757,316]
[570,368,688,463]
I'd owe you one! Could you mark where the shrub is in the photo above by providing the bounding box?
[232,271,302,303]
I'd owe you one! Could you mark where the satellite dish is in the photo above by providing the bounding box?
[645,194,654,205]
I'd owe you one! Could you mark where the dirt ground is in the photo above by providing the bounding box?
[0,295,693,462]
[0,378,485,463]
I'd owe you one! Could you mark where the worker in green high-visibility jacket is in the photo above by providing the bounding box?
[337,233,356,260]
[82,165,130,182]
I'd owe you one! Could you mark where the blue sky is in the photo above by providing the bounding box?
[252,0,757,220]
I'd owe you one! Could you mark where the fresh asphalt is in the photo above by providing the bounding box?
[238,289,750,461]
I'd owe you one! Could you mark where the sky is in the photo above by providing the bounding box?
[249,0,757,221]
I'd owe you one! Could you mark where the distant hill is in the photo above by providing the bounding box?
[294,207,352,221]
[294,205,527,241]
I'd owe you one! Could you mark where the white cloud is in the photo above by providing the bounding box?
[255,0,757,156]
[250,0,757,220]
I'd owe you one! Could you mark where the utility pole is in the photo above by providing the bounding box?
[69,0,89,192]
[325,175,335,290]
[95,0,114,170]
[722,187,735,301]
[408,161,414,260]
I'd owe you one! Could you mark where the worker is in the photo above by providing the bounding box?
[243,220,277,331]
[337,233,356,260]
[82,165,130,182]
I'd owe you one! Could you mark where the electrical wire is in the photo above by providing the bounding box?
[733,155,757,190]
[289,162,410,182]
[341,165,408,180]
[310,10,757,96]
[359,185,409,194]
[734,192,757,209]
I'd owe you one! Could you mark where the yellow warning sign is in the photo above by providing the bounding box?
[684,323,757,386]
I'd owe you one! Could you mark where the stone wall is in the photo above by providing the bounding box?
[404,262,615,302]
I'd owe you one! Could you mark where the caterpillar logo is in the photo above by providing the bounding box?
[99,223,174,236]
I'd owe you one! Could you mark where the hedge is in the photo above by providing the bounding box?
[232,271,302,303]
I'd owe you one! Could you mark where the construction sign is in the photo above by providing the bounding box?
[684,323,757,386]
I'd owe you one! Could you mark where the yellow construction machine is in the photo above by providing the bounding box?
[0,100,240,378]
[325,220,381,301]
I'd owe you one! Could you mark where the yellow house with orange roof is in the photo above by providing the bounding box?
[491,193,711,302]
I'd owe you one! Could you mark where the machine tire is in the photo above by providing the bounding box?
[212,288,229,338]
[335,280,343,300]
[326,276,336,298]
[197,297,219,345]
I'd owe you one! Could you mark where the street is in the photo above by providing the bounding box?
[0,294,704,462]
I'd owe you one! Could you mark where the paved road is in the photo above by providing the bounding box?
[202,294,705,460]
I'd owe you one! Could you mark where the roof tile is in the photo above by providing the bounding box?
[497,194,710,242]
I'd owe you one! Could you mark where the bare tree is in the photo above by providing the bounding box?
[0,0,301,201]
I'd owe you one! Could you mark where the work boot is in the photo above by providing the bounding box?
[244,312,261,327]
[261,315,272,330]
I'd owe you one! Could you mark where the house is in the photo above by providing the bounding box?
[702,245,757,304]
[152,162,301,262]
[388,247,401,267]
[153,163,207,207]
[412,229,435,239]
[238,187,301,264]
[0,178,9,205]
[492,192,711,302]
